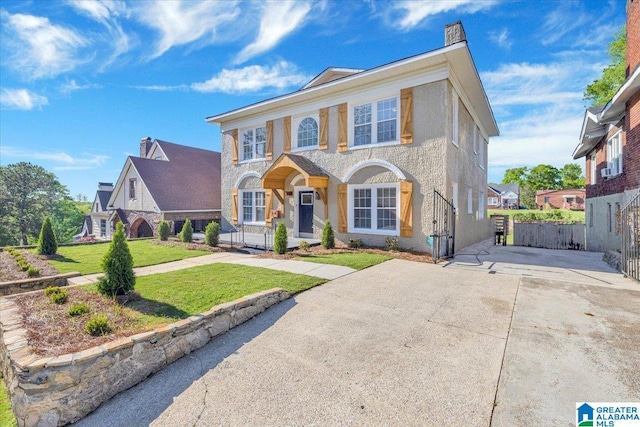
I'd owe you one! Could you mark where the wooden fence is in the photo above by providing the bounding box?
[513,222,585,250]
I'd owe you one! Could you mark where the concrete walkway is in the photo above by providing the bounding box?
[66,252,356,286]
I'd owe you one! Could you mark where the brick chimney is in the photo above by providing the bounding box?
[445,21,466,46]
[627,0,639,76]
[140,137,152,158]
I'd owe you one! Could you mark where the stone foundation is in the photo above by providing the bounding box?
[0,288,289,426]
[0,273,80,297]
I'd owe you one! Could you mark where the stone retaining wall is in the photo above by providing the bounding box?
[0,288,290,427]
[0,273,80,297]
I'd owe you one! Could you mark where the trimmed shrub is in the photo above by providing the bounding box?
[36,216,58,255]
[349,237,363,249]
[68,303,90,317]
[44,286,61,296]
[157,220,170,241]
[204,221,220,247]
[273,222,288,254]
[97,222,135,297]
[322,220,335,249]
[180,219,193,243]
[85,315,111,336]
[298,240,310,252]
[49,289,67,305]
[27,266,40,277]
[385,237,399,251]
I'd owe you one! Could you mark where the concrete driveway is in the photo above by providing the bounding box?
[76,245,640,426]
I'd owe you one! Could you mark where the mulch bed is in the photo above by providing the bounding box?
[0,250,60,282]
[256,242,434,263]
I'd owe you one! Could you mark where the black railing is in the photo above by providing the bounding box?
[621,190,640,282]
[431,189,456,263]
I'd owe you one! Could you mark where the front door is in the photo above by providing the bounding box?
[299,191,314,235]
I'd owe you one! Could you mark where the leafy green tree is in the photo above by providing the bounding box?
[157,220,170,241]
[204,221,220,247]
[584,25,626,106]
[51,197,86,243]
[527,164,562,191]
[560,163,586,188]
[501,166,529,186]
[36,216,58,255]
[519,186,536,210]
[273,222,288,254]
[322,220,335,249]
[0,162,66,245]
[97,222,135,296]
[179,219,193,243]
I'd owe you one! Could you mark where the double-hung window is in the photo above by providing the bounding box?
[100,219,106,237]
[349,184,399,234]
[241,190,265,223]
[353,97,398,146]
[607,131,622,176]
[241,126,266,161]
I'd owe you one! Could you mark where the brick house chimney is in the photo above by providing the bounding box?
[140,137,152,158]
[627,0,639,77]
[445,21,466,46]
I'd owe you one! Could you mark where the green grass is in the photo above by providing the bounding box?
[0,377,16,427]
[45,240,210,275]
[294,252,392,270]
[488,209,585,223]
[115,264,327,327]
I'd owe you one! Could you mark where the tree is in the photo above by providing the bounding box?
[584,25,626,106]
[501,166,529,186]
[273,222,288,254]
[527,164,562,191]
[36,217,58,255]
[322,220,335,249]
[51,197,86,243]
[204,221,220,247]
[560,163,586,188]
[179,219,193,243]
[0,162,66,245]
[157,220,170,241]
[97,222,135,296]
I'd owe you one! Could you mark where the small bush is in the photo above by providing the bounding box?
[298,240,310,252]
[85,315,111,336]
[204,221,220,247]
[97,222,135,297]
[273,222,288,254]
[68,302,90,317]
[349,238,363,249]
[49,289,68,305]
[180,219,193,243]
[44,286,61,296]
[385,237,400,251]
[157,220,170,241]
[322,220,335,249]
[36,216,58,255]
[27,266,40,277]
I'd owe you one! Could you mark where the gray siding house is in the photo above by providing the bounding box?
[207,22,498,255]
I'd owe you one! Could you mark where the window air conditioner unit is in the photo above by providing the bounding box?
[601,168,613,178]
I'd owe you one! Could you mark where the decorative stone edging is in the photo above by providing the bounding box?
[0,273,81,297]
[0,288,290,427]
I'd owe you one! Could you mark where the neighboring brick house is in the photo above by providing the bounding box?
[206,22,499,254]
[535,189,585,210]
[107,138,222,238]
[487,183,519,209]
[75,182,114,241]
[572,0,640,251]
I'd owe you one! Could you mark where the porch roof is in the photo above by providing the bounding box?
[262,153,329,189]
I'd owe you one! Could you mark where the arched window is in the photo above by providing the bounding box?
[297,117,318,148]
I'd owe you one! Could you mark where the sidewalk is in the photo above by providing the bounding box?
[66,251,356,286]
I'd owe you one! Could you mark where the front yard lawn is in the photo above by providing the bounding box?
[294,252,392,270]
[15,264,326,357]
[45,240,211,275]
[0,378,16,427]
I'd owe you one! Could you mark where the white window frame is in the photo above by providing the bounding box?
[349,95,400,149]
[479,136,485,170]
[100,219,106,237]
[590,152,596,185]
[478,191,485,219]
[292,114,319,151]
[488,196,499,206]
[240,125,267,162]
[240,190,266,225]
[607,131,622,176]
[129,178,136,200]
[452,89,459,147]
[347,183,400,236]
[467,188,473,214]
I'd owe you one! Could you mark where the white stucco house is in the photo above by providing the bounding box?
[206,22,498,255]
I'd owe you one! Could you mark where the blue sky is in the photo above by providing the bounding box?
[0,0,626,199]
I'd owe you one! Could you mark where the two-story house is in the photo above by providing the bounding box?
[107,138,222,238]
[572,0,639,252]
[207,22,499,255]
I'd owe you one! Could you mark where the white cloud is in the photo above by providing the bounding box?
[0,146,108,169]
[540,7,590,46]
[1,10,89,79]
[131,84,189,92]
[234,1,312,64]
[191,62,311,94]
[489,28,512,50]
[60,80,101,94]
[131,1,241,59]
[391,0,497,30]
[0,88,49,110]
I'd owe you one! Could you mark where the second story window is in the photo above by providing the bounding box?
[607,131,622,176]
[353,97,398,146]
[129,179,136,199]
[242,126,266,161]
[296,117,318,148]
